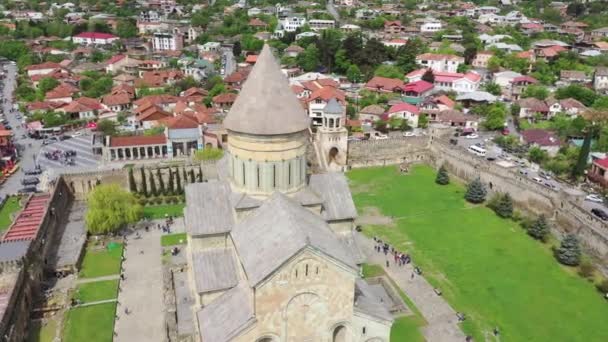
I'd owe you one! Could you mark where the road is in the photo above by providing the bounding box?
[221,48,236,77]
[326,0,340,23]
[0,62,43,198]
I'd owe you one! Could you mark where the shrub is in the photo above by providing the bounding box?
[528,215,550,242]
[435,165,450,185]
[138,198,148,206]
[578,260,596,280]
[555,234,581,266]
[154,197,164,205]
[596,279,608,293]
[464,178,487,204]
[495,193,513,218]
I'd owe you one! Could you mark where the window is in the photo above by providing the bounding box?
[242,162,246,186]
[305,264,309,276]
[315,266,319,275]
[257,166,260,189]
[288,162,292,186]
[272,164,276,188]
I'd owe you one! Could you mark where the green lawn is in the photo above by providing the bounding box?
[0,196,21,231]
[362,263,385,278]
[79,244,124,278]
[349,165,608,342]
[73,280,119,303]
[27,319,57,342]
[143,203,185,219]
[161,232,187,246]
[63,303,116,342]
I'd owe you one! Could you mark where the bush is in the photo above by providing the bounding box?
[578,260,596,280]
[528,215,550,242]
[465,178,487,204]
[596,279,608,293]
[154,197,164,205]
[435,165,450,185]
[494,193,513,219]
[555,234,581,266]
[138,198,148,206]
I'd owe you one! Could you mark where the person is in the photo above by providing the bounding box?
[493,327,499,336]
[386,260,389,268]
[411,272,414,279]
[120,273,125,281]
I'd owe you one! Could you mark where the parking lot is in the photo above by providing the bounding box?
[36,133,101,171]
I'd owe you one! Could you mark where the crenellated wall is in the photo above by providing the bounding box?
[347,136,431,168]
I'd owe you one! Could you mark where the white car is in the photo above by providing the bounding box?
[585,194,604,203]
[71,131,84,138]
[464,133,479,139]
[403,131,416,137]
[372,132,388,140]
[532,177,543,184]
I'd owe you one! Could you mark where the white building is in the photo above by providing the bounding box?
[200,42,221,52]
[309,19,335,31]
[416,53,464,73]
[594,67,608,91]
[72,32,119,45]
[152,32,183,51]
[139,10,161,22]
[420,20,442,34]
[280,16,306,32]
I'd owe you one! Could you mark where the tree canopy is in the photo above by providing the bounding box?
[85,184,143,234]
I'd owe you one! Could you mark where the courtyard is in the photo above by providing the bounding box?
[348,165,608,341]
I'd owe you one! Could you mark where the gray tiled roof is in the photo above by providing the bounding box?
[197,283,254,342]
[184,181,235,236]
[222,45,310,135]
[291,186,323,206]
[168,128,199,140]
[309,173,358,221]
[0,240,30,263]
[192,249,239,293]
[231,192,262,210]
[324,98,343,114]
[338,231,366,264]
[232,192,357,287]
[354,278,393,322]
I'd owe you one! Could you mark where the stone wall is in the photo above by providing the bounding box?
[347,136,431,168]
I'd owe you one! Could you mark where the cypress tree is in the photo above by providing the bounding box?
[495,193,513,218]
[175,168,182,194]
[128,167,137,193]
[149,170,157,197]
[157,168,165,194]
[464,178,487,204]
[167,169,175,195]
[435,165,450,185]
[189,169,196,183]
[528,215,549,242]
[182,167,188,185]
[198,166,203,182]
[556,234,581,266]
[140,167,148,197]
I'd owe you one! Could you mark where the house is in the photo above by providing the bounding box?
[493,70,523,88]
[402,80,434,98]
[135,70,184,90]
[284,45,304,58]
[589,157,608,186]
[558,70,590,86]
[134,103,172,129]
[384,20,405,35]
[594,67,608,91]
[102,92,132,112]
[72,32,119,45]
[212,93,238,110]
[179,58,214,81]
[385,102,420,127]
[517,98,549,119]
[407,69,481,93]
[420,95,455,112]
[358,105,385,123]
[152,32,183,51]
[364,76,404,93]
[279,15,306,32]
[382,38,408,49]
[25,62,62,77]
[591,27,608,40]
[486,42,523,53]
[432,110,479,130]
[224,69,251,89]
[416,53,464,73]
[546,98,586,117]
[510,75,539,100]
[309,19,335,31]
[45,83,79,103]
[249,18,268,30]
[420,19,442,34]
[471,51,494,69]
[520,129,560,156]
[306,87,346,126]
[455,91,497,106]
[58,97,102,120]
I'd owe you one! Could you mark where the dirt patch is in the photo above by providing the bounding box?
[356,206,395,226]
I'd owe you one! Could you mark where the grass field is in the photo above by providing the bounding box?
[0,196,21,231]
[79,244,124,278]
[63,302,116,342]
[73,279,119,303]
[27,319,57,342]
[161,232,187,246]
[349,165,608,342]
[143,203,185,219]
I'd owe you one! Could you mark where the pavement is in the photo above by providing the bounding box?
[0,62,43,197]
[221,48,236,77]
[36,134,100,171]
[357,233,467,342]
[114,228,164,342]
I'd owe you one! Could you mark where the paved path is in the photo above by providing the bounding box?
[76,274,120,284]
[37,134,101,171]
[357,233,467,342]
[114,229,164,342]
[76,298,117,308]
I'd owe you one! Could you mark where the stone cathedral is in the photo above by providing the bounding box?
[183,45,393,342]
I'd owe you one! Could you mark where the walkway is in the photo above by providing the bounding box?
[75,274,120,284]
[357,233,467,342]
[76,298,117,308]
[114,229,164,342]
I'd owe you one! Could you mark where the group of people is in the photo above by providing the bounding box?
[373,236,412,268]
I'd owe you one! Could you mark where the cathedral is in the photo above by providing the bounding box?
[183,45,393,342]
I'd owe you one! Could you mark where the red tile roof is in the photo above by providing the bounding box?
[109,135,167,147]
[245,55,258,64]
[307,86,346,103]
[161,114,199,129]
[416,53,464,61]
[212,93,237,104]
[511,76,539,84]
[365,76,404,92]
[387,102,419,115]
[521,129,560,146]
[3,195,51,242]
[74,32,118,40]
[594,157,608,169]
[105,54,126,65]
[25,62,61,71]
[102,93,131,106]
[403,80,434,94]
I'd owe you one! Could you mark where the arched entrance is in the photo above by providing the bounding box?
[328,147,339,163]
[332,325,347,342]
[284,293,326,342]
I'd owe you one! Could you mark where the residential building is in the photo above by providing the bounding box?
[415,53,464,73]
[384,20,405,35]
[309,19,335,31]
[25,62,62,77]
[358,104,385,122]
[420,19,442,34]
[407,69,481,93]
[471,51,494,68]
[364,76,404,93]
[306,86,346,126]
[594,67,608,91]
[280,15,306,32]
[547,98,587,117]
[385,102,420,127]
[72,32,119,45]
[591,27,608,40]
[517,98,549,119]
[152,31,183,51]
[520,129,560,156]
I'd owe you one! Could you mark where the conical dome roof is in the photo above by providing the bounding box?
[223,45,310,135]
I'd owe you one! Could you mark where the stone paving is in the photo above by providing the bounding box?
[356,233,468,342]
[36,134,101,171]
[114,228,164,342]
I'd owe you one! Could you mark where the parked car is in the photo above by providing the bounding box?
[592,208,608,221]
[371,132,388,140]
[403,131,416,137]
[544,182,557,190]
[519,168,528,175]
[71,131,84,138]
[533,177,543,184]
[18,187,37,194]
[539,171,552,180]
[21,177,39,186]
[465,133,479,139]
[585,194,604,203]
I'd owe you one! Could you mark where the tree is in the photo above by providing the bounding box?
[128,168,137,193]
[374,65,404,80]
[421,68,435,83]
[555,85,598,107]
[494,193,513,218]
[435,165,450,185]
[297,44,320,72]
[85,184,142,234]
[566,2,585,17]
[396,37,426,73]
[572,110,608,179]
[149,170,158,197]
[528,146,549,164]
[317,29,343,72]
[189,169,196,183]
[484,82,502,96]
[465,178,486,204]
[97,119,117,137]
[346,64,362,83]
[528,215,550,241]
[484,105,507,130]
[522,85,549,100]
[38,77,59,94]
[182,168,189,186]
[418,114,429,128]
[156,169,165,195]
[556,234,581,266]
[592,96,608,110]
[487,56,501,73]
[116,19,137,38]
[167,169,175,195]
[232,41,242,57]
[198,166,203,182]
[139,168,148,197]
[175,167,182,194]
